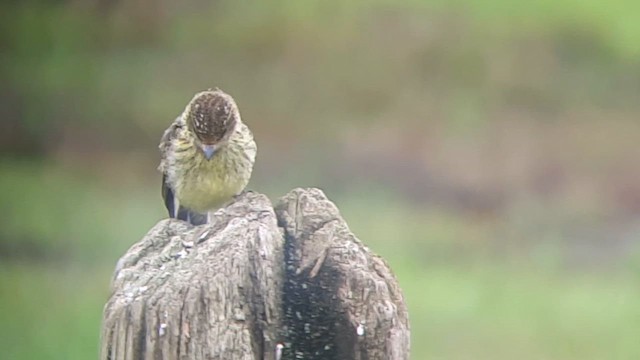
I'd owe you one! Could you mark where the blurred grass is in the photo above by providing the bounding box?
[1,181,639,359]
[400,264,640,359]
[3,262,639,360]
[2,0,640,359]
[0,160,163,263]
[339,188,640,358]
[0,263,110,360]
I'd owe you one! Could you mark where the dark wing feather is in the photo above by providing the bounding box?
[161,174,177,218]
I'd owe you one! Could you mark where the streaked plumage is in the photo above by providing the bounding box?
[158,89,257,225]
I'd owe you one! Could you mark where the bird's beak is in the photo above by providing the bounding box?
[201,144,217,160]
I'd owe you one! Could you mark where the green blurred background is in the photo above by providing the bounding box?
[2,0,640,359]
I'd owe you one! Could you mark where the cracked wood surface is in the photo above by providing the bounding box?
[276,189,410,360]
[100,188,409,360]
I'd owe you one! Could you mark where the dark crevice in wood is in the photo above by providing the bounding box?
[137,301,147,359]
[281,227,342,359]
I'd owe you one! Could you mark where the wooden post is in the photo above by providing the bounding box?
[101,188,410,360]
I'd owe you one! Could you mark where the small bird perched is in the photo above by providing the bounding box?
[158,88,257,225]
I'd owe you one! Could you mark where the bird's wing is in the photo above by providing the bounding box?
[159,116,182,219]
[161,173,178,218]
[158,116,182,172]
[159,116,208,225]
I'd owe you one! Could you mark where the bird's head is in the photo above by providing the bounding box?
[185,89,239,160]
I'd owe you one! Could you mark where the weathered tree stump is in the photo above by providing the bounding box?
[101,188,410,360]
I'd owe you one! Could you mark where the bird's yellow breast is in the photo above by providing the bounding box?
[173,148,249,212]
[176,172,242,212]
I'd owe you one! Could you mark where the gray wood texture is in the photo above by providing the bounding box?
[101,188,409,360]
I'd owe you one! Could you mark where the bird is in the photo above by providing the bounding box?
[158,88,257,225]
